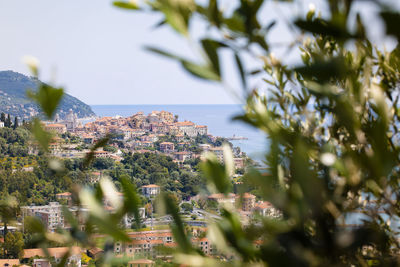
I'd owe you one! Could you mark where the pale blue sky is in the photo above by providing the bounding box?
[0,0,396,104]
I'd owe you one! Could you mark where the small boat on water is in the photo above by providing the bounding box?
[227,134,248,140]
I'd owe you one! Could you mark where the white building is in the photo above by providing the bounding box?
[21,202,64,231]
[142,184,161,198]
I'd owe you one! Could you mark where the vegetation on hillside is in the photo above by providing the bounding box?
[0,71,95,119]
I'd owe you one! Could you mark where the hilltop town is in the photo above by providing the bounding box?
[44,110,247,168]
[0,110,280,266]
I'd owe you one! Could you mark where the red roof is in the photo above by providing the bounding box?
[242,193,256,199]
[142,184,160,188]
[46,123,66,128]
[255,201,273,209]
[208,193,236,199]
[56,192,71,197]
[23,247,81,259]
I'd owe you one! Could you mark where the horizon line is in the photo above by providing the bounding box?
[88,103,243,106]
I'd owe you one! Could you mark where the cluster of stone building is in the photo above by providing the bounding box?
[43,110,246,169]
[46,110,207,139]
[20,185,158,233]
[207,192,281,221]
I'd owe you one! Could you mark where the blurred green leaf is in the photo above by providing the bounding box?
[113,1,140,10]
[295,57,348,83]
[27,83,64,119]
[84,135,110,168]
[201,39,225,76]
[120,176,141,229]
[234,53,246,90]
[32,118,51,152]
[181,61,221,81]
[162,193,193,253]
[295,18,355,40]
[201,154,230,194]
[380,11,400,41]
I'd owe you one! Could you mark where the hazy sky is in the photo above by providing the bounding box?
[0,0,396,105]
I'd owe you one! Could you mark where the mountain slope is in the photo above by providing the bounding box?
[0,71,95,119]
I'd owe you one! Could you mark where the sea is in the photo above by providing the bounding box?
[90,105,267,162]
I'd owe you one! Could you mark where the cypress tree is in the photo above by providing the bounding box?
[0,113,5,123]
[13,117,18,130]
[6,114,11,128]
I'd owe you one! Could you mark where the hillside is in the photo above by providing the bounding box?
[0,71,95,119]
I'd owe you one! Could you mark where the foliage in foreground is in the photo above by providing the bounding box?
[10,0,400,266]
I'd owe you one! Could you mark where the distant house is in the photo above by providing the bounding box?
[56,192,72,206]
[241,193,256,211]
[0,122,4,128]
[209,147,224,161]
[175,121,196,136]
[255,201,282,218]
[93,150,111,158]
[208,193,236,205]
[199,144,211,152]
[195,125,208,135]
[45,123,67,134]
[233,158,245,169]
[87,247,104,260]
[0,226,17,236]
[128,259,155,267]
[173,151,192,162]
[159,142,174,153]
[33,258,51,267]
[82,134,95,144]
[192,237,216,256]
[175,134,185,142]
[142,184,161,198]
[23,247,81,267]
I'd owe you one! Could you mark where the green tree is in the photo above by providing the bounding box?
[2,231,24,259]
[13,117,18,130]
[0,113,5,123]
[181,202,193,213]
[5,114,11,128]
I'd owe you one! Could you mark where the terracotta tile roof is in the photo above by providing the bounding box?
[56,192,71,197]
[255,201,273,209]
[242,193,256,199]
[208,193,236,199]
[0,259,20,266]
[176,121,195,126]
[46,124,66,128]
[23,246,81,259]
[142,184,160,188]
[87,247,103,255]
[128,259,154,264]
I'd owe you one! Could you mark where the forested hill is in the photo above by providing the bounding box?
[0,70,95,119]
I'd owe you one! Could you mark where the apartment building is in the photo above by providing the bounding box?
[21,202,64,231]
[241,193,256,211]
[159,142,174,153]
[114,230,173,258]
[23,247,81,267]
